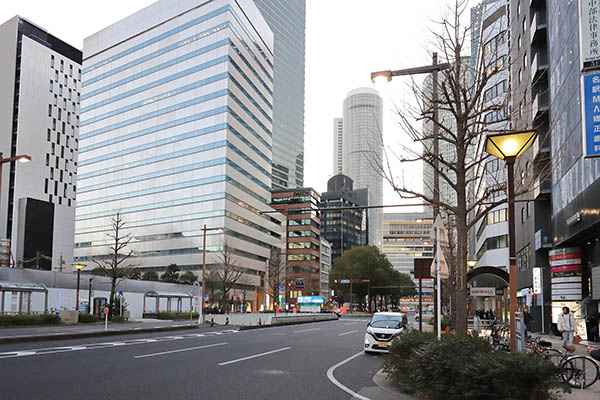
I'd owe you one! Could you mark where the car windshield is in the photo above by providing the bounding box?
[370,316,403,329]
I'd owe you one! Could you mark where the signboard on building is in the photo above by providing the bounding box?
[592,266,600,300]
[582,73,600,157]
[470,287,495,297]
[549,248,582,301]
[580,0,600,70]
[297,296,324,304]
[533,267,542,294]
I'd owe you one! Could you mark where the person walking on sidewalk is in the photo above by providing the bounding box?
[557,306,576,353]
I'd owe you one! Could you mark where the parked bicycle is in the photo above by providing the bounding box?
[536,341,599,389]
[488,323,510,352]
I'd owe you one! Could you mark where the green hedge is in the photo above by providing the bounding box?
[384,330,569,400]
[0,313,60,326]
[111,315,126,323]
[156,312,199,320]
[78,313,99,323]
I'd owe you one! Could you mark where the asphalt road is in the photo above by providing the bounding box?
[0,317,401,400]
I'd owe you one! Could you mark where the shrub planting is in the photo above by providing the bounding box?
[384,331,568,400]
[157,312,199,320]
[78,313,98,323]
[0,313,60,326]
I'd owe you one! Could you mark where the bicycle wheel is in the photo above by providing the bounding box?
[544,349,563,367]
[560,356,600,389]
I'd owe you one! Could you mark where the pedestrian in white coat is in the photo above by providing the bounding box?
[557,306,576,352]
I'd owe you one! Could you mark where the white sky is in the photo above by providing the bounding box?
[0,0,475,213]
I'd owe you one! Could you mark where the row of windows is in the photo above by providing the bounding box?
[484,79,508,103]
[288,254,319,262]
[476,234,508,260]
[83,6,231,74]
[487,208,507,225]
[517,243,531,271]
[81,72,227,127]
[82,90,228,140]
[80,108,227,158]
[51,55,80,79]
[50,80,81,103]
[288,230,319,239]
[78,157,226,194]
[483,30,506,57]
[84,22,230,87]
[484,106,508,124]
[82,54,227,114]
[82,39,229,101]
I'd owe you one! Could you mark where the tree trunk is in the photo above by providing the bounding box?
[109,277,117,318]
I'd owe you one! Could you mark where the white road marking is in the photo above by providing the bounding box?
[338,330,358,337]
[218,347,291,366]
[292,327,320,334]
[343,322,357,326]
[326,352,372,400]
[134,342,228,359]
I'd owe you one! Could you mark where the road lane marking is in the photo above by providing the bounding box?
[343,322,357,326]
[326,352,372,400]
[292,328,320,334]
[134,342,228,359]
[338,330,358,337]
[218,347,291,366]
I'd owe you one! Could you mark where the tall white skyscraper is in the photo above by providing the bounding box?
[75,0,283,302]
[333,117,343,175]
[342,87,383,247]
[0,16,81,271]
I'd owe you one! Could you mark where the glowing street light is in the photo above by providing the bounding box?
[73,263,87,311]
[484,130,536,352]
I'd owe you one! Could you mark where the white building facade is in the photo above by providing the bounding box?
[341,88,383,248]
[469,0,510,270]
[0,17,81,272]
[332,117,343,175]
[75,0,283,300]
[382,213,434,295]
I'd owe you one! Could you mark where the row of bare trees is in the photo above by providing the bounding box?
[89,212,286,317]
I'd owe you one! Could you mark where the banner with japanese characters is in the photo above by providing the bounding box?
[580,0,600,71]
[582,72,600,156]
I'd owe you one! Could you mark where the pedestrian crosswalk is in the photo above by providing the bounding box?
[0,330,237,360]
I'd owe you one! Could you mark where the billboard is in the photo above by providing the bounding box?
[549,248,582,301]
[582,73,600,157]
[580,0,600,71]
[297,296,324,304]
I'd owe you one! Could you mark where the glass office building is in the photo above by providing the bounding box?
[75,0,284,302]
[254,0,306,189]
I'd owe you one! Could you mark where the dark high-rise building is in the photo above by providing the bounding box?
[254,0,306,190]
[271,188,321,306]
[320,174,368,261]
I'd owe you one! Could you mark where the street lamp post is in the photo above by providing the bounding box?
[199,224,224,325]
[484,130,536,352]
[0,153,31,250]
[72,264,86,311]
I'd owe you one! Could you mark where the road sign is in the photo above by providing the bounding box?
[429,250,449,279]
[279,285,284,291]
[103,307,109,314]
[340,279,350,284]
[119,290,123,295]
[429,215,449,244]
[204,294,209,301]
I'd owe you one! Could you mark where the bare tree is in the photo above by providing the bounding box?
[265,247,286,315]
[215,242,244,313]
[369,1,554,335]
[93,212,136,317]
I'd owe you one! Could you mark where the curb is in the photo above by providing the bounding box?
[372,369,417,399]
[0,324,201,344]
[237,316,339,331]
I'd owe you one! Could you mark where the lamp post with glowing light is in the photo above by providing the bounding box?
[484,130,536,352]
[0,152,31,208]
[73,263,87,311]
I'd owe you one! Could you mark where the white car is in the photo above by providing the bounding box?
[364,312,408,353]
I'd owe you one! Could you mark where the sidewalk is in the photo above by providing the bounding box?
[0,319,200,344]
[533,333,600,399]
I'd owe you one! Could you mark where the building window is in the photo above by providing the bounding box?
[45,153,49,166]
[50,55,54,68]
[48,104,52,117]
[44,178,48,194]
[49,81,53,92]
[526,201,531,218]
[521,207,525,224]
[60,60,64,72]
[69,65,73,77]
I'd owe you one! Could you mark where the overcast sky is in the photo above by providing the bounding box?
[0,0,475,213]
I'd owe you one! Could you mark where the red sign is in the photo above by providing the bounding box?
[551,265,582,273]
[103,307,109,314]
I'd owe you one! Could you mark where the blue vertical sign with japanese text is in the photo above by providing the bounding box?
[583,72,600,157]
